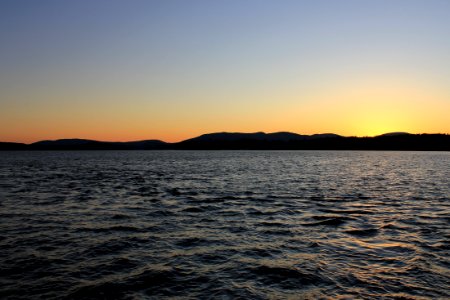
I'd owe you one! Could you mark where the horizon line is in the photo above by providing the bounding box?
[2,131,450,145]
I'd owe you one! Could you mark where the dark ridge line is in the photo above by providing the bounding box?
[1,132,449,151]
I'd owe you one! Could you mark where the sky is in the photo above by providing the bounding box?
[1,0,449,143]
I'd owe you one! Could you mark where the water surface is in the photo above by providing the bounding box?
[0,151,449,299]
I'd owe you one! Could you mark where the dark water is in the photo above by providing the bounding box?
[0,151,449,299]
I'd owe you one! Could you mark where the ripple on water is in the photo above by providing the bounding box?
[345,228,380,238]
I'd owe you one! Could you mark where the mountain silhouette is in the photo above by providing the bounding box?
[377,132,410,137]
[0,142,28,150]
[1,132,449,151]
[30,139,167,150]
[177,132,345,149]
[182,132,342,143]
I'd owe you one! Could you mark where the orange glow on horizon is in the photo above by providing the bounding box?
[1,75,448,144]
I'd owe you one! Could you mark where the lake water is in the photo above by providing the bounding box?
[0,151,449,299]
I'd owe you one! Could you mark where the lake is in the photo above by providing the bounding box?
[0,151,449,299]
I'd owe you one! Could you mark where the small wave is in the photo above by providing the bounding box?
[182,206,205,213]
[249,265,325,288]
[243,247,282,258]
[319,208,372,215]
[111,214,132,220]
[77,225,146,233]
[175,237,210,248]
[302,216,351,227]
[68,268,177,299]
[345,228,379,237]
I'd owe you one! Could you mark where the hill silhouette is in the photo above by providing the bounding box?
[181,132,341,143]
[0,142,28,150]
[30,139,167,150]
[1,132,449,151]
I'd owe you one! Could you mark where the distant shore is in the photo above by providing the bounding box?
[1,132,449,151]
